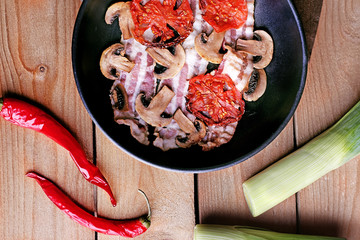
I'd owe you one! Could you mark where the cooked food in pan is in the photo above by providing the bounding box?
[100,0,273,151]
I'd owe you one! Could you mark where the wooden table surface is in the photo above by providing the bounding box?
[1,0,359,239]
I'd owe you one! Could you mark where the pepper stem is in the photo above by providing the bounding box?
[138,189,151,219]
[0,98,3,111]
[138,189,151,229]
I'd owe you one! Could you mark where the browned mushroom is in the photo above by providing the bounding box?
[173,109,206,148]
[194,31,226,64]
[100,43,135,80]
[243,68,267,101]
[146,45,186,79]
[110,82,149,146]
[105,2,134,40]
[135,86,175,127]
[110,82,129,111]
[235,30,273,69]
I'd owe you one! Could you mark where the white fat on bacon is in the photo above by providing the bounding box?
[218,48,254,93]
[110,0,255,151]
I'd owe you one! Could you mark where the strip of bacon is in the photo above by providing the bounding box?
[152,0,211,151]
[198,0,255,151]
[112,39,155,146]
[199,122,238,151]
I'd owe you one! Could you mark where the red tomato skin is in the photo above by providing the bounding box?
[186,73,245,126]
[131,0,194,47]
[199,0,248,32]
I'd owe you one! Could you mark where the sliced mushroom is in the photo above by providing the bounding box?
[110,83,129,111]
[173,109,206,148]
[100,43,135,80]
[135,86,175,127]
[243,68,267,102]
[105,2,134,40]
[194,31,226,64]
[146,45,186,79]
[235,30,273,69]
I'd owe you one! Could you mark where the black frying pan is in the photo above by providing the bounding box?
[72,0,307,172]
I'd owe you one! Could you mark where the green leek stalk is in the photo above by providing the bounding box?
[243,101,360,217]
[194,224,346,240]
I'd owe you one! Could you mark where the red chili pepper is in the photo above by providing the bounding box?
[0,97,116,206]
[26,172,151,237]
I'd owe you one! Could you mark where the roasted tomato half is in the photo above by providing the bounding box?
[199,0,248,32]
[186,72,245,126]
[131,0,194,48]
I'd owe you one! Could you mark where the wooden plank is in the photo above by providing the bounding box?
[292,0,323,56]
[0,0,95,239]
[197,122,297,232]
[96,131,195,240]
[295,0,360,238]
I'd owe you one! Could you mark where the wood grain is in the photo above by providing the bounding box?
[295,0,360,239]
[96,131,195,240]
[292,0,323,56]
[1,0,360,239]
[0,0,94,239]
[197,122,297,232]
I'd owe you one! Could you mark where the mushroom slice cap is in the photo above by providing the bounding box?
[135,86,175,127]
[105,2,134,40]
[146,45,186,79]
[110,83,129,111]
[243,68,267,102]
[174,109,206,148]
[194,31,226,64]
[236,30,273,69]
[100,43,135,80]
